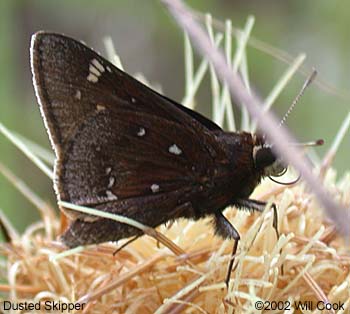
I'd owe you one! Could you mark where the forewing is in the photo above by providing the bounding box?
[30,32,229,222]
[31,32,224,152]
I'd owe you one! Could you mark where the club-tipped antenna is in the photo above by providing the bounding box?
[279,69,318,127]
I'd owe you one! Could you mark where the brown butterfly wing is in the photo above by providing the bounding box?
[31,32,230,247]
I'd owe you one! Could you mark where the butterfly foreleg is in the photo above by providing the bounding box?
[213,212,240,287]
[235,199,283,274]
[236,199,279,239]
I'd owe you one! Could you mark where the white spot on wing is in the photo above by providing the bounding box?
[89,64,100,77]
[108,176,115,188]
[75,90,81,100]
[87,58,105,83]
[137,127,146,137]
[96,104,106,111]
[106,167,112,175]
[131,97,136,103]
[91,58,105,73]
[106,66,112,72]
[151,184,160,193]
[106,190,118,201]
[169,144,182,155]
[87,73,98,83]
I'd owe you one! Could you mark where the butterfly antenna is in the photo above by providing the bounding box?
[279,69,318,127]
[291,139,324,147]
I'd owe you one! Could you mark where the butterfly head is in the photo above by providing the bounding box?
[252,134,324,185]
[252,134,287,178]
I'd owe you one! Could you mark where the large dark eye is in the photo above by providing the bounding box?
[254,147,276,170]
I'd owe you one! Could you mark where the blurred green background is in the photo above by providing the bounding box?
[0,0,349,232]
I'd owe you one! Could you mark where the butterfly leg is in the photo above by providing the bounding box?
[236,199,279,239]
[236,199,283,274]
[214,212,240,287]
[113,235,139,256]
